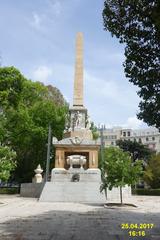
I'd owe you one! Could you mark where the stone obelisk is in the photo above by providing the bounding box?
[63,32,92,140]
[73,32,83,106]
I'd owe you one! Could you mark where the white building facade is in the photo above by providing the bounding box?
[98,127,160,153]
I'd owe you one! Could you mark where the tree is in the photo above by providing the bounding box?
[0,145,16,181]
[103,1,160,130]
[0,67,24,108]
[0,66,68,182]
[143,153,160,188]
[46,84,68,106]
[116,139,153,162]
[90,122,99,140]
[100,147,142,204]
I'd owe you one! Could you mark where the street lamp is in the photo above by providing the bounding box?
[45,124,52,182]
[100,124,105,162]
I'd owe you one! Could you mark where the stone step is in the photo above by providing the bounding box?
[39,182,105,203]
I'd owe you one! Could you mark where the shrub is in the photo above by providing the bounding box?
[132,188,160,196]
[0,187,19,194]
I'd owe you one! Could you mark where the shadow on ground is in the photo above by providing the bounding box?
[0,204,160,240]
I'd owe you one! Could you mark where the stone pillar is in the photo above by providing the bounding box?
[73,32,83,106]
[93,150,98,168]
[55,149,65,168]
[89,150,98,168]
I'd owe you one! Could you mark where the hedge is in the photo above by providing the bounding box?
[132,188,160,196]
[0,187,20,194]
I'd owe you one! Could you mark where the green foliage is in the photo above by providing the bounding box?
[0,146,16,181]
[21,80,48,107]
[46,84,67,106]
[90,122,99,140]
[0,66,68,182]
[0,67,24,108]
[116,139,153,162]
[143,153,160,189]
[103,1,160,130]
[132,188,160,196]
[92,132,99,140]
[0,114,6,143]
[100,147,142,203]
[0,187,19,194]
[101,147,142,189]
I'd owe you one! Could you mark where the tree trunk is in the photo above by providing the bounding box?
[120,186,123,205]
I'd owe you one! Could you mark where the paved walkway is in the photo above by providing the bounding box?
[0,195,160,240]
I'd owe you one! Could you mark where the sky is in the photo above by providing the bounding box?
[0,0,148,129]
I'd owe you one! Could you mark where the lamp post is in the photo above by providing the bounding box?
[100,124,105,162]
[45,124,52,182]
[100,124,107,199]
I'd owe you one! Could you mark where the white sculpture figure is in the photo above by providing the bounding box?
[34,164,43,183]
[71,116,75,130]
[74,111,82,128]
[63,129,67,133]
[68,127,72,132]
[64,113,70,131]
[52,137,58,144]
[86,115,91,129]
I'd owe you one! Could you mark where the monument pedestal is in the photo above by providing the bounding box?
[39,168,105,203]
[39,182,105,202]
[64,129,93,140]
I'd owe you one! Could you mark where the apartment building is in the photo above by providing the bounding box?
[98,127,160,152]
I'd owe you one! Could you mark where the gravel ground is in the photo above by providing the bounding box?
[0,195,160,240]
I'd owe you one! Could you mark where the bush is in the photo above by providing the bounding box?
[132,188,160,196]
[143,153,160,189]
[0,146,17,181]
[0,187,19,194]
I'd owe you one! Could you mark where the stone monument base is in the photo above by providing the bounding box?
[39,181,105,202]
[39,168,105,203]
[39,168,131,203]
[64,129,93,140]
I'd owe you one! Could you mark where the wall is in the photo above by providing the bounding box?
[20,183,44,198]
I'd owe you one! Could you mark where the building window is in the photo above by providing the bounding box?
[127,131,130,137]
[123,132,126,137]
[111,142,114,145]
[152,137,155,141]
[146,137,149,141]
[111,135,116,139]
[138,138,142,143]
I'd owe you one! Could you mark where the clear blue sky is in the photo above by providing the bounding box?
[0,0,147,128]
